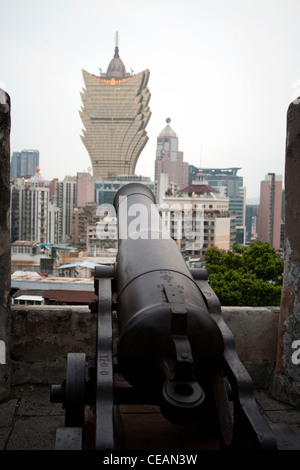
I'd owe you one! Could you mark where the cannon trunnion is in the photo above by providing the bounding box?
[50,183,300,451]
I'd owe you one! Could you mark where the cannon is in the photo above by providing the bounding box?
[51,183,300,450]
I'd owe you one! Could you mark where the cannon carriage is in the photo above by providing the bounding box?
[50,183,300,450]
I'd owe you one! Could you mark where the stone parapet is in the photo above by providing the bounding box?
[9,305,280,390]
[10,305,96,384]
[0,89,11,401]
[222,306,280,388]
[271,99,300,408]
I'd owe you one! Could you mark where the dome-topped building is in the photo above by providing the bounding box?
[159,122,177,138]
[80,32,151,179]
[155,119,188,190]
[180,171,219,195]
[106,45,126,78]
[30,166,46,180]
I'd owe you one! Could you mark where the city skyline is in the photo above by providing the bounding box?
[1,0,300,199]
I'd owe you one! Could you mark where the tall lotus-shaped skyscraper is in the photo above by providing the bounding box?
[80,34,151,179]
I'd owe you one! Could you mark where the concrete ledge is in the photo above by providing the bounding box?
[10,305,96,384]
[10,305,280,388]
[222,306,280,388]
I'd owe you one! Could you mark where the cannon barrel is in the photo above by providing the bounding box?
[113,183,224,423]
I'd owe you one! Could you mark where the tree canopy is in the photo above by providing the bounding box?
[204,241,284,306]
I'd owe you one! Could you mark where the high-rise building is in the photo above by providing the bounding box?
[79,33,151,179]
[246,204,259,243]
[76,172,95,207]
[10,168,50,244]
[48,201,60,245]
[54,176,77,243]
[257,173,282,250]
[10,149,39,179]
[155,119,189,190]
[189,167,246,244]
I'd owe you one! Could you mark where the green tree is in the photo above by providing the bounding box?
[204,241,284,306]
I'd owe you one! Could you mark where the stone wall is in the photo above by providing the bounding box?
[0,90,11,400]
[222,306,280,388]
[271,99,300,407]
[10,305,97,384]
[9,305,279,389]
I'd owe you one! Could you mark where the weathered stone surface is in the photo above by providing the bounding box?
[10,305,97,384]
[223,307,279,388]
[272,100,300,406]
[223,307,279,363]
[9,305,279,388]
[0,89,11,401]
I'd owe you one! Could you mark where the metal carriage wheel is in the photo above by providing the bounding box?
[65,352,86,428]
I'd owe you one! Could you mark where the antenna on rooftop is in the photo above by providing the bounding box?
[115,31,119,48]
[200,144,203,169]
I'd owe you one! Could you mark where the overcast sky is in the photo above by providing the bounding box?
[1,0,300,200]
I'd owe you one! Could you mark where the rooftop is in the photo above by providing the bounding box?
[43,289,97,304]
[180,184,219,194]
[159,123,177,138]
[11,240,39,246]
[106,32,127,79]
[11,275,94,291]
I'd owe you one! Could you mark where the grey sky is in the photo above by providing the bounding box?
[1,0,300,199]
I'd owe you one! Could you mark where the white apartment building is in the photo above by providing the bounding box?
[10,174,51,244]
[48,200,60,245]
[54,176,77,243]
[160,172,236,262]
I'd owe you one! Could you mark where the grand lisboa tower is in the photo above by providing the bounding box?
[79,33,151,179]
